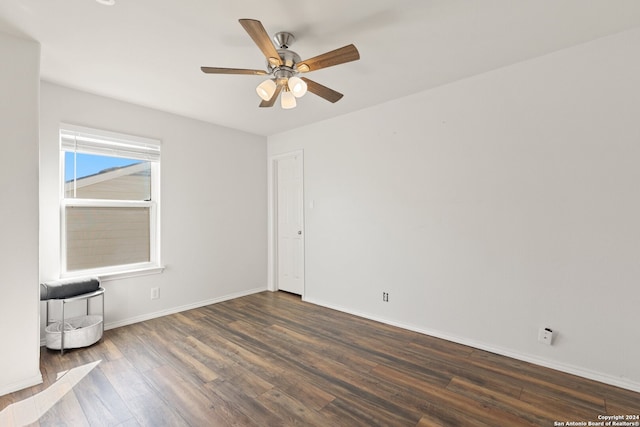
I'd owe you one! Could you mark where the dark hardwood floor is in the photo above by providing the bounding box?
[2,291,639,426]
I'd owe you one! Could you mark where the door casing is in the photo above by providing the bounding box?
[267,150,305,297]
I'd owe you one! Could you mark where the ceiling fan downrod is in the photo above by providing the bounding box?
[273,31,294,49]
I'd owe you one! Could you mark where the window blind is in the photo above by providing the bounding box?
[60,125,160,162]
[65,205,151,271]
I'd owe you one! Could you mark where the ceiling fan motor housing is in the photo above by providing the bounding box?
[268,48,302,82]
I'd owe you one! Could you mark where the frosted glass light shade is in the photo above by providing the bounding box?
[281,91,297,109]
[256,79,277,101]
[288,76,307,98]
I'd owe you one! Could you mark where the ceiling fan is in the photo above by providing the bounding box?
[201,19,360,109]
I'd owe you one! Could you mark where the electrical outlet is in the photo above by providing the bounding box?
[383,292,389,302]
[151,287,160,300]
[538,327,553,346]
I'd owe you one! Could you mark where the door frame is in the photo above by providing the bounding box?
[267,150,305,297]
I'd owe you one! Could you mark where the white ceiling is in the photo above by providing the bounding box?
[2,0,640,136]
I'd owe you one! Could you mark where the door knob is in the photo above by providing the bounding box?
[298,231,302,235]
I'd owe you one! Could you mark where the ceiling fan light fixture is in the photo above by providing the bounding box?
[281,90,297,109]
[288,76,307,98]
[256,79,276,101]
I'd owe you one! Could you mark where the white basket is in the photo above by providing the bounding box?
[45,315,103,350]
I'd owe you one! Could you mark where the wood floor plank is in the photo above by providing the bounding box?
[256,387,331,426]
[5,291,639,426]
[226,319,424,424]
[191,331,336,414]
[186,331,287,386]
[98,357,189,427]
[165,341,220,383]
[104,326,165,374]
[469,348,609,408]
[144,364,232,426]
[372,364,539,426]
[443,363,524,399]
[321,395,419,427]
[447,376,570,425]
[415,402,497,427]
[267,370,336,412]
[604,388,640,413]
[204,378,284,427]
[415,414,446,427]
[71,365,134,426]
[518,386,606,422]
[269,323,380,373]
[37,387,88,427]
[183,335,244,369]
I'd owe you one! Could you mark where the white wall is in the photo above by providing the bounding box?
[268,28,640,391]
[0,32,42,395]
[40,82,267,332]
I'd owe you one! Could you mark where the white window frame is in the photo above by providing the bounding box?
[59,124,163,280]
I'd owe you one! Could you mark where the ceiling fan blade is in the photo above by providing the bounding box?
[201,67,268,75]
[259,83,284,108]
[296,44,360,73]
[239,19,283,67]
[301,78,344,103]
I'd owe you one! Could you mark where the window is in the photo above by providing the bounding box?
[60,124,161,277]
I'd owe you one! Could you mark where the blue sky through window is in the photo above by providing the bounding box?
[65,152,141,182]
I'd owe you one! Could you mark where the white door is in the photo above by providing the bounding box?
[276,154,304,295]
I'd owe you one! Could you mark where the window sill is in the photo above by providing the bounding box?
[99,266,165,282]
[60,265,165,283]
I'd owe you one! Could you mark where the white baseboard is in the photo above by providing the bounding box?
[0,373,43,397]
[303,296,640,394]
[104,286,266,330]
